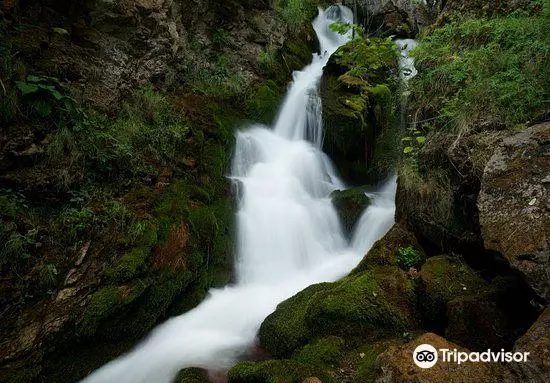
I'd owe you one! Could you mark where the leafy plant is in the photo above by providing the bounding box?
[397,246,421,269]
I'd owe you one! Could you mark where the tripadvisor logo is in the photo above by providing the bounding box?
[413,344,438,368]
[413,344,530,369]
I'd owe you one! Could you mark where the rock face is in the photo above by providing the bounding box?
[373,333,514,383]
[478,122,550,302]
[342,0,437,37]
[509,308,550,383]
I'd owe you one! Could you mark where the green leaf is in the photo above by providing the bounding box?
[26,75,43,83]
[15,81,39,95]
[401,137,412,141]
[52,27,69,36]
[33,100,53,117]
[416,136,426,143]
[403,146,414,154]
[51,90,64,100]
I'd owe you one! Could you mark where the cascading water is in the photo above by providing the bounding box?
[81,7,415,383]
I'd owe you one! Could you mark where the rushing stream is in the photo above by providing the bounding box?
[81,6,416,383]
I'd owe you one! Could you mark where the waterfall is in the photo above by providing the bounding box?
[80,7,412,383]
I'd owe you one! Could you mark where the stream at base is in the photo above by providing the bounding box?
[81,6,414,383]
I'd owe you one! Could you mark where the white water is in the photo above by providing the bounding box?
[81,7,413,383]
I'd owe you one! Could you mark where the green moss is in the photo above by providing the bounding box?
[419,255,489,329]
[330,187,370,237]
[247,80,281,124]
[321,37,399,184]
[176,367,211,383]
[104,247,150,283]
[228,359,330,383]
[352,223,425,273]
[294,336,345,368]
[259,283,331,358]
[79,286,127,337]
[306,267,418,339]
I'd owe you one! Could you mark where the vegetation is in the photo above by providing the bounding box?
[409,3,550,133]
[397,246,421,270]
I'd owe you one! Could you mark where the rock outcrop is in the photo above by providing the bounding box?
[508,308,550,383]
[373,333,515,383]
[478,122,550,302]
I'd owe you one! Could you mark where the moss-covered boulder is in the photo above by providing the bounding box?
[352,222,425,273]
[306,266,419,339]
[294,336,345,368]
[330,187,370,237]
[228,359,330,383]
[259,283,332,358]
[445,275,538,351]
[321,37,399,184]
[259,267,419,358]
[419,255,488,330]
[175,367,211,383]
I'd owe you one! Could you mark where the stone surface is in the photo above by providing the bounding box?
[508,308,550,383]
[373,332,514,383]
[478,122,550,301]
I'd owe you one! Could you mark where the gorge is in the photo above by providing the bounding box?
[0,1,548,383]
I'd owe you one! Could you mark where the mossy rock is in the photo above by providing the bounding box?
[176,367,211,383]
[330,187,370,237]
[419,255,489,330]
[259,283,332,358]
[320,37,399,184]
[352,222,425,273]
[78,284,145,337]
[305,266,419,339]
[228,359,331,383]
[294,336,345,368]
[247,80,281,124]
[104,246,150,283]
[260,267,420,358]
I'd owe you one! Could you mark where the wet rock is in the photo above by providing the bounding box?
[478,122,550,301]
[373,332,514,383]
[330,187,371,237]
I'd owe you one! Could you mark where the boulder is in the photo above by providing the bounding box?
[228,360,329,383]
[259,283,332,358]
[373,333,514,383]
[352,222,425,273]
[259,267,419,358]
[508,308,550,383]
[478,122,550,302]
[419,255,488,329]
[330,187,371,237]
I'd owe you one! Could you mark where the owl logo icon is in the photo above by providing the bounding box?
[413,344,438,368]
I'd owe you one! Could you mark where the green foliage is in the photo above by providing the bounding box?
[186,56,246,100]
[212,28,230,47]
[330,21,364,37]
[397,246,421,269]
[276,0,318,35]
[258,45,278,71]
[410,6,550,130]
